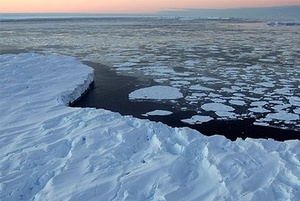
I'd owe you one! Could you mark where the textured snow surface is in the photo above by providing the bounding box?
[1,54,300,201]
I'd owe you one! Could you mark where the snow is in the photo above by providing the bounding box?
[1,53,300,200]
[129,86,183,100]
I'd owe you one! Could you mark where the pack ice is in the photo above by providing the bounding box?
[1,53,299,201]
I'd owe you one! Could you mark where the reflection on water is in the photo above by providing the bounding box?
[1,17,299,133]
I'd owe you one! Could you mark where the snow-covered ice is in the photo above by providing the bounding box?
[1,53,300,200]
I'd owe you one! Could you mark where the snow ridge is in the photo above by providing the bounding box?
[1,54,299,200]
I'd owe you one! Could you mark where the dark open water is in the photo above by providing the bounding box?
[72,61,300,141]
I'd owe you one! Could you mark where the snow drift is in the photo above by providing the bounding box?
[0,54,299,201]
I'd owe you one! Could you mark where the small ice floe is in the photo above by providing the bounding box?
[170,80,190,87]
[185,92,206,101]
[274,88,292,95]
[215,111,236,118]
[249,107,270,113]
[272,104,291,111]
[233,93,246,97]
[129,86,183,100]
[221,87,236,93]
[208,92,221,97]
[253,121,270,127]
[201,103,235,112]
[141,66,175,76]
[266,111,299,121]
[199,77,219,82]
[189,84,214,91]
[294,108,300,114]
[191,92,207,97]
[257,82,275,88]
[211,98,227,103]
[201,103,235,118]
[142,110,173,116]
[258,58,276,63]
[229,100,246,106]
[288,96,300,106]
[154,78,169,83]
[250,101,268,107]
[181,115,213,125]
[250,88,267,95]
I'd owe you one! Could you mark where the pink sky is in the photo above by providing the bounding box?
[0,0,299,13]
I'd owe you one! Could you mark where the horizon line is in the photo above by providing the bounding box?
[1,5,299,15]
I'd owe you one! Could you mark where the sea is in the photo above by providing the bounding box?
[1,13,299,140]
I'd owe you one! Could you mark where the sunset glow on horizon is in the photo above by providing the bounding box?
[0,0,299,14]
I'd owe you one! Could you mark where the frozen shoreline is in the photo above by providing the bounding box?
[1,53,300,200]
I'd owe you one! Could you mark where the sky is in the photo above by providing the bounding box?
[0,0,299,13]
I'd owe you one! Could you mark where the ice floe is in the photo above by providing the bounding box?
[181,115,213,124]
[201,103,235,112]
[257,82,275,88]
[229,100,247,106]
[249,107,270,113]
[129,86,183,100]
[266,111,300,121]
[1,53,300,200]
[250,101,268,107]
[294,108,300,114]
[190,84,214,91]
[142,110,173,116]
